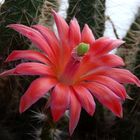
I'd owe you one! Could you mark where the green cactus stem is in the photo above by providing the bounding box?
[38,0,60,29]
[117,8,140,71]
[114,8,140,139]
[66,0,105,38]
[0,0,44,58]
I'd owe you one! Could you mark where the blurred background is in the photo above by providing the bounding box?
[0,0,140,140]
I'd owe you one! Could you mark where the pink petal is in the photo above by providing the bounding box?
[5,50,50,64]
[85,82,123,118]
[51,83,70,121]
[52,10,69,45]
[69,89,81,135]
[90,68,140,87]
[0,62,53,77]
[84,54,124,71]
[20,77,57,113]
[52,10,71,69]
[89,75,127,100]
[75,54,124,78]
[97,54,125,67]
[106,68,140,87]
[15,62,54,76]
[0,68,16,77]
[83,54,125,69]
[69,18,81,48]
[81,24,95,45]
[82,67,140,87]
[32,25,60,57]
[89,37,124,56]
[73,85,95,115]
[8,24,55,63]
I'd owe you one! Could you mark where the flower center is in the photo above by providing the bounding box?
[58,43,89,85]
[76,43,89,56]
[59,57,80,85]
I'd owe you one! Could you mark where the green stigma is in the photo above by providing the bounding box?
[76,43,89,56]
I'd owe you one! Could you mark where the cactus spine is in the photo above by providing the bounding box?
[66,0,105,38]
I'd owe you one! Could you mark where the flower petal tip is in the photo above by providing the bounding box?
[19,99,26,114]
[19,108,23,114]
[126,95,133,100]
[72,17,78,22]
[120,112,123,118]
[19,94,31,114]
[0,69,15,77]
[133,76,140,87]
[116,40,125,46]
[52,112,61,122]
[136,79,140,87]
[6,24,12,28]
[83,24,90,31]
[5,57,11,62]
[87,105,95,116]
[116,110,123,118]
[6,24,17,28]
[51,9,57,16]
[89,109,95,116]
[3,59,9,63]
[69,127,75,136]
[51,109,66,122]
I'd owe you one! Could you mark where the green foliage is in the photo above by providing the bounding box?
[66,0,105,38]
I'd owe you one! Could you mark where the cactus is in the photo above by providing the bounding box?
[114,8,140,139]
[38,0,60,29]
[0,0,63,139]
[117,8,140,71]
[0,0,45,140]
[0,0,44,58]
[66,0,105,38]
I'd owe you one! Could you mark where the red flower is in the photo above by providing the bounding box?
[1,11,140,135]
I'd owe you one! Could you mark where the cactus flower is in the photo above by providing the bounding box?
[1,11,140,135]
